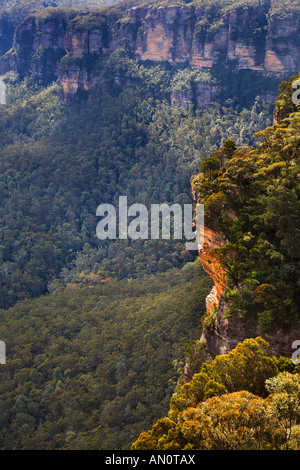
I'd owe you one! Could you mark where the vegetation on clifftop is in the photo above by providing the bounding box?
[194,73,300,331]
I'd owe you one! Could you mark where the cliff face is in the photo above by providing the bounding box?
[204,294,300,359]
[192,159,300,360]
[170,81,221,110]
[1,4,299,102]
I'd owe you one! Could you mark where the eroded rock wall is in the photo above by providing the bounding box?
[1,4,299,102]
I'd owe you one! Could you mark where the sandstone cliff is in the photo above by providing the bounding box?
[192,167,300,360]
[1,2,299,103]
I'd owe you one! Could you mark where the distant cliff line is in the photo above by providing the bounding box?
[0,1,299,102]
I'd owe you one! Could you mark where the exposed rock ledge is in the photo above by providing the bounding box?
[191,178,300,359]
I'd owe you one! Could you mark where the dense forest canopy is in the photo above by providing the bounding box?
[193,72,300,332]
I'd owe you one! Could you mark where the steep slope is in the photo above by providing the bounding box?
[193,72,300,357]
[131,81,300,448]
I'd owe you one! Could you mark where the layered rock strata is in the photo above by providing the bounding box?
[0,4,299,102]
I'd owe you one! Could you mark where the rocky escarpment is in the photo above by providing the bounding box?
[191,177,300,360]
[1,2,300,103]
[0,8,84,81]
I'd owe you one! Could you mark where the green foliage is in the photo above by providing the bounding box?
[270,0,300,16]
[131,417,184,450]
[0,261,211,449]
[0,0,297,453]
[171,69,215,93]
[133,339,300,450]
[200,156,221,174]
[184,339,212,378]
[67,10,107,31]
[274,71,300,122]
[202,305,218,331]
[169,337,278,420]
